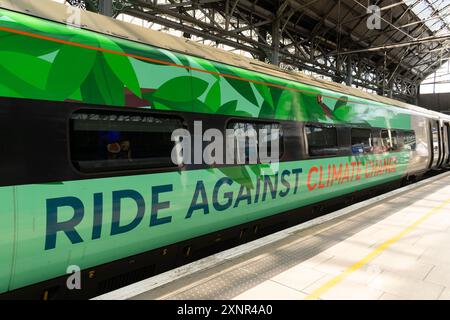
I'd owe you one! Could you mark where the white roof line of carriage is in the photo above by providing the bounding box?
[1,0,449,121]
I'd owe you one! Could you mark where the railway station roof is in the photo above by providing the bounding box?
[61,1,450,103]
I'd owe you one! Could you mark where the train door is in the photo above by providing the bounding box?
[430,119,440,168]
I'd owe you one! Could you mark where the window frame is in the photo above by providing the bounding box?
[304,123,340,158]
[350,127,373,155]
[68,107,186,175]
[400,129,417,152]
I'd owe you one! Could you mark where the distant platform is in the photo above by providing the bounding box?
[94,171,450,300]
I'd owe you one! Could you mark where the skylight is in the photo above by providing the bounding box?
[404,0,450,36]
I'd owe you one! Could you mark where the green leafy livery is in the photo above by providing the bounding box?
[0,0,449,299]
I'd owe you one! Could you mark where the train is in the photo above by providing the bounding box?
[0,0,449,299]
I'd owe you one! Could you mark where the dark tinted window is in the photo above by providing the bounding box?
[351,129,372,154]
[227,122,283,164]
[70,111,183,172]
[305,125,338,156]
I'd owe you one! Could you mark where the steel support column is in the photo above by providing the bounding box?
[98,0,113,16]
[346,56,353,86]
[272,15,280,66]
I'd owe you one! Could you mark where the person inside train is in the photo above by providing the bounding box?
[107,139,132,160]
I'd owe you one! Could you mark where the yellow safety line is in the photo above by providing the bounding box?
[305,196,450,300]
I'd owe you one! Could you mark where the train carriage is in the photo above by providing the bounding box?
[0,0,449,299]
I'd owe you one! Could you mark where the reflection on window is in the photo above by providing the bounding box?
[351,129,372,154]
[431,121,440,153]
[391,130,400,151]
[377,129,416,153]
[227,121,283,164]
[305,125,338,156]
[402,130,416,151]
[70,111,183,172]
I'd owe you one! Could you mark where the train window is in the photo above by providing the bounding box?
[381,129,391,151]
[401,130,416,151]
[431,121,439,154]
[391,130,400,151]
[351,129,372,154]
[378,129,415,153]
[226,121,284,163]
[372,133,384,154]
[305,125,338,157]
[70,111,183,173]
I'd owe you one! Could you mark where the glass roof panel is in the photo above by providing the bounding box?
[404,0,450,36]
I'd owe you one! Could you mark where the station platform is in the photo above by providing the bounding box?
[95,171,450,300]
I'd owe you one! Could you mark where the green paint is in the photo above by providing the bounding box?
[0,187,14,293]
[0,8,416,294]
[0,8,411,130]
[5,154,406,291]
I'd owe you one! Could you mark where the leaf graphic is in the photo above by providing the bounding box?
[216,100,252,117]
[91,54,125,105]
[217,100,238,115]
[0,51,51,91]
[81,70,102,105]
[223,75,259,106]
[98,35,142,98]
[193,99,213,113]
[249,165,262,179]
[143,91,191,112]
[0,34,62,56]
[153,101,173,111]
[332,105,353,122]
[68,87,82,101]
[46,34,97,100]
[216,65,258,106]
[191,77,209,99]
[276,89,306,121]
[142,90,155,103]
[177,55,191,69]
[298,91,328,121]
[205,80,221,111]
[270,86,283,108]
[157,48,190,70]
[218,166,254,189]
[152,76,209,105]
[0,82,22,99]
[133,47,181,67]
[153,76,194,103]
[259,101,275,118]
[196,59,220,79]
[254,81,274,108]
